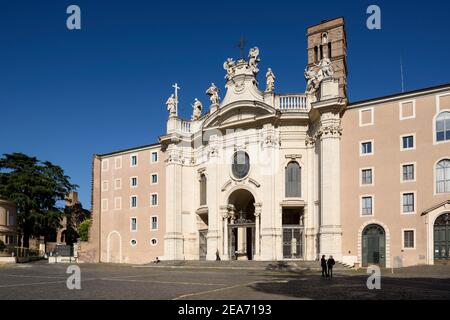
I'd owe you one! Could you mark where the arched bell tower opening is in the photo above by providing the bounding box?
[227,189,256,260]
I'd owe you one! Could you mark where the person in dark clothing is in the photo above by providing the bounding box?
[320,255,328,277]
[327,255,336,278]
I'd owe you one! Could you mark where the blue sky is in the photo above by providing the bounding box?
[1,0,449,208]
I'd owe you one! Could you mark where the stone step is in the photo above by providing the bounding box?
[145,260,351,271]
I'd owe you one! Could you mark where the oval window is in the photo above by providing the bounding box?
[232,151,250,179]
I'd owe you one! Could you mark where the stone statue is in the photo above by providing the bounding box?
[166,93,176,116]
[223,58,236,80]
[206,83,220,106]
[304,67,320,95]
[265,68,275,92]
[191,98,202,120]
[248,47,261,74]
[315,57,334,79]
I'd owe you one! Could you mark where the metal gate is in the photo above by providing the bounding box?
[199,230,207,260]
[283,227,303,259]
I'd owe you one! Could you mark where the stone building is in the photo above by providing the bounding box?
[0,198,17,250]
[88,17,450,267]
[90,144,165,264]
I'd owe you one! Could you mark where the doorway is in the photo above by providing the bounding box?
[362,224,386,267]
[434,213,450,261]
[227,189,256,261]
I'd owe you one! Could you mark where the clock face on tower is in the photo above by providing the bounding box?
[232,151,250,179]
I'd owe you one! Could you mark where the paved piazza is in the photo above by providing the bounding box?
[0,261,449,300]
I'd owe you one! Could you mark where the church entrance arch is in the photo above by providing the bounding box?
[227,189,256,260]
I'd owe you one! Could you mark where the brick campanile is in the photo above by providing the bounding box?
[307,17,348,98]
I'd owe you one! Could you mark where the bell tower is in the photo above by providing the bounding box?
[307,17,348,98]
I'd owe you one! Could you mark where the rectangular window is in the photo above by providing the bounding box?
[151,216,158,230]
[131,196,137,208]
[102,180,109,192]
[151,152,158,163]
[101,199,108,212]
[361,196,373,216]
[151,194,158,206]
[402,193,415,213]
[361,141,373,155]
[131,177,138,187]
[400,101,415,120]
[115,179,122,190]
[130,218,137,232]
[115,157,122,169]
[151,174,158,184]
[102,159,109,172]
[403,230,415,249]
[402,135,414,150]
[402,164,415,181]
[7,210,14,227]
[361,169,373,185]
[359,108,374,127]
[131,155,138,167]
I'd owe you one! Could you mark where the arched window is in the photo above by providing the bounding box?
[320,45,324,60]
[285,162,301,198]
[200,174,207,206]
[314,46,319,63]
[436,112,450,142]
[436,159,450,193]
[328,42,332,58]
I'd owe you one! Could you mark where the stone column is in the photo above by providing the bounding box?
[163,148,184,260]
[305,136,318,261]
[254,203,262,260]
[312,78,346,261]
[206,143,220,261]
[220,205,230,260]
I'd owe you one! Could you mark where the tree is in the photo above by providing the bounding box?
[0,153,77,248]
[77,219,92,242]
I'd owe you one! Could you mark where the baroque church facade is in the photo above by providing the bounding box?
[89,18,450,267]
[160,18,347,262]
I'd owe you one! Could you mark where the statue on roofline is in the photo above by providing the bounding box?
[206,83,220,106]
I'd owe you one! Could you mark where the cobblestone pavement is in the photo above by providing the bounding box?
[0,261,449,300]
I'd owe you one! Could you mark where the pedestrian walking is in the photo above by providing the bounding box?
[327,255,335,278]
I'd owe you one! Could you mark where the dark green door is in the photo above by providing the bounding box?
[434,213,450,261]
[362,224,386,267]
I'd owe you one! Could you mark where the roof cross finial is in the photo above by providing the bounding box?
[237,36,247,60]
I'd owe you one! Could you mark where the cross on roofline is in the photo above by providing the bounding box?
[237,36,247,60]
[172,83,180,110]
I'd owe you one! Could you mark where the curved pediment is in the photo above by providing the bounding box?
[202,100,277,130]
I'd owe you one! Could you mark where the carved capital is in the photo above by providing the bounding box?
[320,124,342,138]
[220,204,235,219]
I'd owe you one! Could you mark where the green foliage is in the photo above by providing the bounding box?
[0,239,5,251]
[0,153,78,247]
[78,219,92,241]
